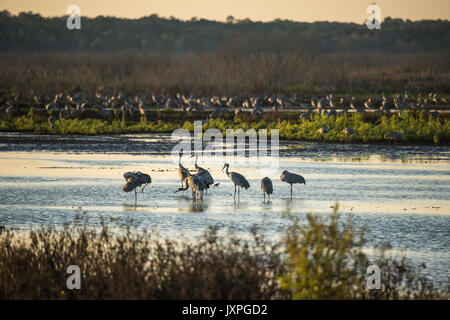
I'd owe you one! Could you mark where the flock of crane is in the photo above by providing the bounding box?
[1,91,447,124]
[122,153,306,204]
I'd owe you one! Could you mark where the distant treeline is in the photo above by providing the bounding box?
[0,10,449,53]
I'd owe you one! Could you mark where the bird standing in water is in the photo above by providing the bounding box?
[280,170,305,197]
[222,163,250,198]
[192,154,217,192]
[122,171,152,205]
[178,152,190,188]
[261,177,273,201]
[175,172,207,200]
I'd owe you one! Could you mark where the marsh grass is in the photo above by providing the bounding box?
[0,209,447,300]
[1,110,448,144]
[1,52,449,96]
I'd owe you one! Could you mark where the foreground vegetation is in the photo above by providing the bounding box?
[0,110,448,144]
[0,207,446,299]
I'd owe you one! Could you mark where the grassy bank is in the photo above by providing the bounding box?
[0,207,447,299]
[0,110,449,144]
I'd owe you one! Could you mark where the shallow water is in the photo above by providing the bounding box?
[0,132,449,286]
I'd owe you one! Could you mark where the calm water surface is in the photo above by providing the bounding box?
[0,133,449,285]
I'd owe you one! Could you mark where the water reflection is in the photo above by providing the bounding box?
[261,200,273,209]
[233,199,250,210]
[186,199,209,213]
[283,198,306,214]
[122,204,149,212]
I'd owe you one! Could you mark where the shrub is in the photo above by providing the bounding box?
[0,208,448,299]
[0,220,286,299]
[280,205,447,299]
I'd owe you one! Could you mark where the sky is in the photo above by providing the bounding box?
[1,0,449,23]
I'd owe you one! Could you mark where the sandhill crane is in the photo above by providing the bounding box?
[261,177,273,201]
[48,115,55,128]
[299,112,311,120]
[280,170,306,197]
[234,108,243,118]
[178,152,190,188]
[222,163,250,198]
[5,105,16,117]
[310,97,317,108]
[316,99,323,109]
[384,131,403,139]
[192,155,217,192]
[175,172,207,200]
[122,171,152,204]
[193,154,207,172]
[342,127,355,135]
[318,127,330,134]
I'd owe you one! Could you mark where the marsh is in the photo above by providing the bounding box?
[0,132,449,285]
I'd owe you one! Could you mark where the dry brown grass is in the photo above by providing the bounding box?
[0,220,286,299]
[1,52,449,97]
[0,210,448,300]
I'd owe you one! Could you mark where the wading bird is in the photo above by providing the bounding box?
[222,163,250,198]
[178,152,190,188]
[48,115,55,128]
[261,177,273,201]
[280,170,306,197]
[122,171,152,204]
[384,131,403,139]
[192,155,218,192]
[175,172,207,200]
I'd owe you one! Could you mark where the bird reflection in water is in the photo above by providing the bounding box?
[122,204,148,212]
[186,198,209,213]
[262,199,273,208]
[233,199,250,210]
[283,197,305,215]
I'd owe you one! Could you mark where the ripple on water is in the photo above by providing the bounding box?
[0,135,449,285]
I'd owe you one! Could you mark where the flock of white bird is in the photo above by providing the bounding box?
[122,153,306,204]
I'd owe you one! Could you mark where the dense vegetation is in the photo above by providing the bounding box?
[1,12,449,96]
[0,11,448,140]
[1,110,448,144]
[0,207,446,299]
[1,11,449,53]
[1,51,449,96]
